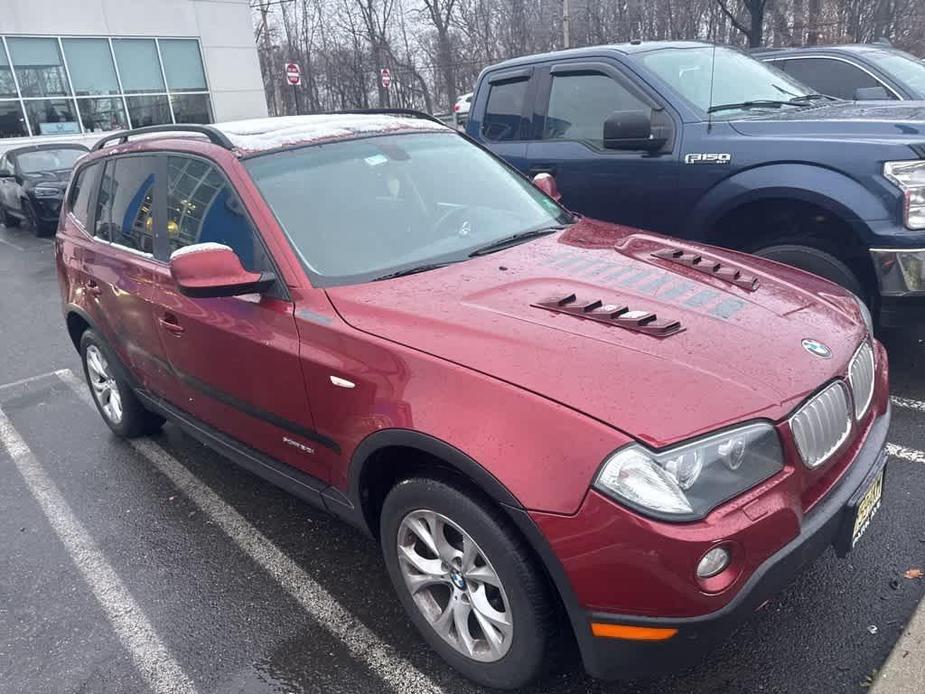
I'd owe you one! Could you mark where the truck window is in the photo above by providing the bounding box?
[780,58,891,100]
[543,73,647,146]
[481,78,529,142]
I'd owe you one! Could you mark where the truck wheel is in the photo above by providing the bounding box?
[754,244,867,301]
[380,476,557,689]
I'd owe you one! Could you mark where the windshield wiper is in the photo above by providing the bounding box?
[468,226,566,257]
[788,93,839,103]
[372,261,458,282]
[707,100,797,114]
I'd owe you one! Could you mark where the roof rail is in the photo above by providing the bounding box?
[91,124,234,152]
[326,108,448,127]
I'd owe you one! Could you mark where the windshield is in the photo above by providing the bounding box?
[641,46,815,118]
[245,132,570,286]
[865,50,925,95]
[16,148,85,174]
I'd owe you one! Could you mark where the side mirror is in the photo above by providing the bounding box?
[603,110,667,152]
[854,86,890,100]
[532,172,561,202]
[169,243,276,298]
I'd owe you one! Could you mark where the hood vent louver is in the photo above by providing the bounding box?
[532,293,683,337]
[652,248,759,291]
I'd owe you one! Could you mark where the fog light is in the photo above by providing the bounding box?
[697,547,730,578]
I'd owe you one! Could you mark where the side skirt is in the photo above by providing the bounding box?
[134,389,363,530]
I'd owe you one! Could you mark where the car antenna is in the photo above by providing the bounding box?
[707,41,717,132]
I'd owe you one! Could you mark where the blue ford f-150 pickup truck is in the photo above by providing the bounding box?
[466,40,925,326]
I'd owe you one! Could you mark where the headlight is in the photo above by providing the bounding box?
[884,160,925,230]
[32,186,60,198]
[594,423,784,521]
[851,294,874,336]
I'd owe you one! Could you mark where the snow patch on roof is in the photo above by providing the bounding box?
[216,114,446,153]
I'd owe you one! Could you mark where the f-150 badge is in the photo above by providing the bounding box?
[685,153,731,164]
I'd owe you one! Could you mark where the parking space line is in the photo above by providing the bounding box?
[0,405,198,694]
[57,369,446,694]
[887,443,925,465]
[891,396,925,413]
[0,235,25,251]
[0,369,65,392]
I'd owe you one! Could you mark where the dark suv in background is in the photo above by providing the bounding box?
[0,142,88,235]
[755,43,925,101]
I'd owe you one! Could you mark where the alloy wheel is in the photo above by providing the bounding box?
[396,509,513,662]
[85,344,123,424]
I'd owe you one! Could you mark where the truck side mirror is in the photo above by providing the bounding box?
[854,86,890,100]
[603,110,667,152]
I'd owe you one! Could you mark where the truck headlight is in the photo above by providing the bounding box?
[594,423,784,521]
[884,160,925,230]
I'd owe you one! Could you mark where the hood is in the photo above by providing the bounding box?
[326,219,866,448]
[729,101,925,141]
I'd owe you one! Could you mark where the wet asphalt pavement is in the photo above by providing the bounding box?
[1,222,925,694]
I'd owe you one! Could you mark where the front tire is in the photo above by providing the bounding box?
[79,330,164,438]
[380,476,556,690]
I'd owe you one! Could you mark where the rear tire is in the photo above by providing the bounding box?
[754,244,867,301]
[79,329,164,438]
[380,476,557,690]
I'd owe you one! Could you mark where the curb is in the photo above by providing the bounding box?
[871,592,925,693]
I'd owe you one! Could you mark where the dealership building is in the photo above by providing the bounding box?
[0,0,268,150]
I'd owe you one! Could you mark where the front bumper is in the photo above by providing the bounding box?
[578,407,890,680]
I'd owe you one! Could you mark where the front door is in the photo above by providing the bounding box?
[523,61,680,233]
[149,154,326,481]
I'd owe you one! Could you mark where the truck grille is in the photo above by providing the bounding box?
[848,342,875,420]
[790,382,852,469]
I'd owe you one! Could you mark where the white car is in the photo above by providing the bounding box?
[453,92,473,128]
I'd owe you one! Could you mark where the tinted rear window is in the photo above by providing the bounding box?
[68,162,100,228]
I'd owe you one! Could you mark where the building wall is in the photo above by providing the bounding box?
[0,0,266,150]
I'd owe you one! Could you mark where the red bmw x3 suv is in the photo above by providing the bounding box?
[56,113,890,689]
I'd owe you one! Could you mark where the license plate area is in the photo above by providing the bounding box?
[835,450,887,556]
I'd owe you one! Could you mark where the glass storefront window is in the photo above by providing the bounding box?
[23,98,80,135]
[0,36,212,138]
[171,93,212,124]
[0,100,28,137]
[0,44,17,98]
[7,37,69,98]
[112,39,166,94]
[62,38,119,96]
[77,97,129,132]
[126,94,172,128]
[159,39,207,92]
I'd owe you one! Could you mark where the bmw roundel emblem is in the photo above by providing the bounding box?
[802,338,832,359]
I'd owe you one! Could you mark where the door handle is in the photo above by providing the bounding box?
[86,280,102,297]
[159,314,184,335]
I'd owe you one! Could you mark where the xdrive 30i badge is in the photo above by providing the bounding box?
[802,338,832,358]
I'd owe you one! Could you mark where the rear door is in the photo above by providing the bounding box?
[149,153,326,481]
[522,59,681,233]
[72,154,175,394]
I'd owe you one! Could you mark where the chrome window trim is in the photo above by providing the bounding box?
[762,54,903,100]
